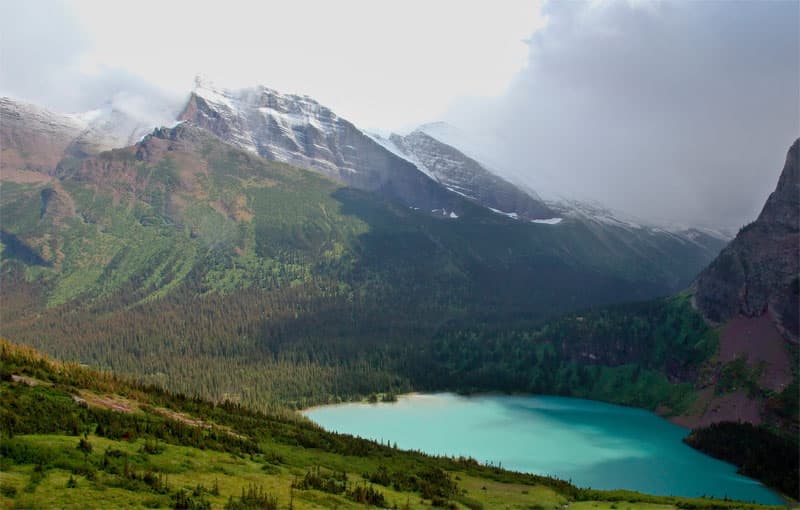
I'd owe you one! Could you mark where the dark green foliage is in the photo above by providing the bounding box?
[366,465,458,503]
[0,383,87,437]
[293,466,347,494]
[141,438,165,455]
[716,357,763,396]
[77,437,93,456]
[0,483,18,497]
[224,484,278,510]
[173,488,211,510]
[345,482,386,506]
[770,377,799,420]
[0,381,259,457]
[1,438,78,471]
[684,422,799,499]
[402,295,714,412]
[0,229,51,267]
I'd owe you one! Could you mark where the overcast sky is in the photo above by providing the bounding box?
[444,0,800,229]
[1,0,797,229]
[0,0,543,129]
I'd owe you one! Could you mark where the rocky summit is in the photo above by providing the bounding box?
[178,78,461,216]
[693,138,799,341]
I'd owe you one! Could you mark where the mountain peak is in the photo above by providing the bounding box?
[384,128,555,221]
[693,138,799,341]
[191,79,330,118]
[179,81,460,214]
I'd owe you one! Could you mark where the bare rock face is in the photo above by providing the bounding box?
[379,130,555,220]
[693,138,799,341]
[178,80,462,215]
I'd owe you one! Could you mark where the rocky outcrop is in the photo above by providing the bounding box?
[693,139,799,342]
[379,130,554,220]
[178,80,462,215]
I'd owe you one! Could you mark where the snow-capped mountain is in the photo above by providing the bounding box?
[178,78,462,215]
[374,129,554,221]
[403,120,731,247]
[1,97,87,174]
[1,96,173,174]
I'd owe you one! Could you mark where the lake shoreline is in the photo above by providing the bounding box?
[300,390,695,429]
[304,392,785,506]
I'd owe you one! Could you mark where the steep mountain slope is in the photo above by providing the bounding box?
[373,129,555,220]
[550,200,730,291]
[666,137,800,429]
[693,138,799,341]
[178,79,461,215]
[393,120,728,258]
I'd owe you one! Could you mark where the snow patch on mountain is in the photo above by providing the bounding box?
[181,78,463,214]
[488,207,519,219]
[367,132,435,179]
[531,217,563,225]
[384,129,554,220]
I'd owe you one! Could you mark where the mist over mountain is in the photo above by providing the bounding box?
[442,0,800,230]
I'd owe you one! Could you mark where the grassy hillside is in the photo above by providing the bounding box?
[0,339,783,510]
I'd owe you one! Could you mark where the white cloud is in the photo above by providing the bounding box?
[444,0,800,229]
[4,0,544,131]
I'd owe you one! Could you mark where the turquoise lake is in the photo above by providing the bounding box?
[304,393,783,505]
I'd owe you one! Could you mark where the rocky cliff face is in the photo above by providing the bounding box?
[178,80,462,215]
[376,130,554,220]
[693,138,799,341]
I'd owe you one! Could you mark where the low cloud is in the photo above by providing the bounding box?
[445,1,799,229]
[1,0,543,132]
[0,0,182,124]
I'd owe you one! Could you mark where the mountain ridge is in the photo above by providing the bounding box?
[376,129,555,221]
[178,79,464,216]
[693,138,799,341]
